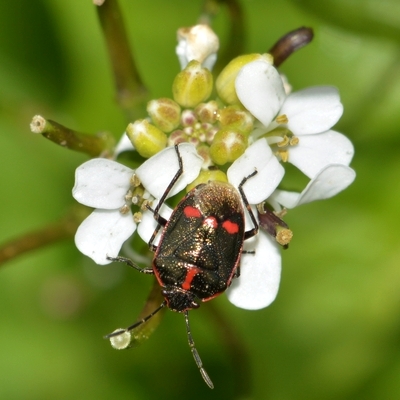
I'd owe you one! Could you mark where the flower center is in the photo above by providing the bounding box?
[263,115,299,162]
[119,173,149,218]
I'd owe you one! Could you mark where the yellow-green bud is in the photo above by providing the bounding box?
[186,169,228,192]
[126,120,167,158]
[195,101,219,124]
[216,53,274,105]
[196,144,211,169]
[172,60,213,108]
[147,98,181,133]
[218,105,254,134]
[209,128,248,165]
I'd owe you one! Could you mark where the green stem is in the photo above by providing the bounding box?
[0,205,89,267]
[200,0,245,75]
[206,302,252,397]
[30,115,115,157]
[96,0,149,121]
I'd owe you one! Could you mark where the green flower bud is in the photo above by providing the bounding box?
[216,53,273,105]
[196,144,211,169]
[209,128,248,165]
[219,105,254,134]
[147,98,181,133]
[126,120,167,158]
[186,169,228,192]
[195,101,219,124]
[172,60,213,108]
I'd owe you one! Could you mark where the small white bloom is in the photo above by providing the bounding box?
[73,159,136,265]
[227,231,281,310]
[176,24,219,70]
[137,138,285,310]
[72,143,203,265]
[269,164,356,210]
[235,60,354,179]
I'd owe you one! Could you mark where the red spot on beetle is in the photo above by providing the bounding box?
[184,205,201,218]
[222,219,239,234]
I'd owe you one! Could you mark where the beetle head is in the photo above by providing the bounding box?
[162,287,199,312]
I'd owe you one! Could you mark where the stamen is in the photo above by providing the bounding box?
[133,212,142,223]
[120,204,130,214]
[277,149,289,162]
[125,190,133,202]
[130,174,140,187]
[141,199,152,211]
[289,136,299,146]
[277,135,290,147]
[275,114,288,124]
[276,227,293,246]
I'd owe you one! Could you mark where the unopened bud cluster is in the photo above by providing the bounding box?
[124,56,281,170]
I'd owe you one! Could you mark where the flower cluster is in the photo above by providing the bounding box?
[72,25,355,310]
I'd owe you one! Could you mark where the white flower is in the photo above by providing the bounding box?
[269,163,356,210]
[137,138,285,310]
[235,60,354,180]
[176,24,219,70]
[72,144,203,265]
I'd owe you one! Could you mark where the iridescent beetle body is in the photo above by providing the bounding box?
[153,180,246,312]
[107,145,258,389]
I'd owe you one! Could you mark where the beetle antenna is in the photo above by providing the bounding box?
[104,302,166,338]
[184,311,214,389]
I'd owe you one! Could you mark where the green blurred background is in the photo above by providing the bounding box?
[1,0,399,399]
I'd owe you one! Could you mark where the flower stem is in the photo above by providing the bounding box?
[30,115,115,157]
[200,0,245,75]
[96,0,149,120]
[205,302,252,397]
[0,206,89,267]
[269,27,314,67]
[127,279,166,346]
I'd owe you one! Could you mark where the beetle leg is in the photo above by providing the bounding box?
[238,170,259,240]
[148,223,162,252]
[147,144,183,224]
[184,311,214,389]
[106,256,154,274]
[104,302,166,338]
[242,249,255,254]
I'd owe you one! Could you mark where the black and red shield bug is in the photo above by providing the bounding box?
[106,145,259,388]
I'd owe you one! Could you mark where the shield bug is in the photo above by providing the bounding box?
[106,145,259,388]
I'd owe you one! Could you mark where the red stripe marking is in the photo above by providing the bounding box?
[222,219,239,234]
[184,205,201,218]
[182,267,200,290]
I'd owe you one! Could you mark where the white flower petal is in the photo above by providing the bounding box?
[75,209,136,265]
[176,25,219,70]
[268,190,299,209]
[114,132,134,156]
[281,86,343,135]
[135,144,203,199]
[73,159,133,209]
[137,204,173,246]
[289,130,355,179]
[227,138,285,204]
[236,60,286,127]
[271,164,356,208]
[226,232,281,310]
